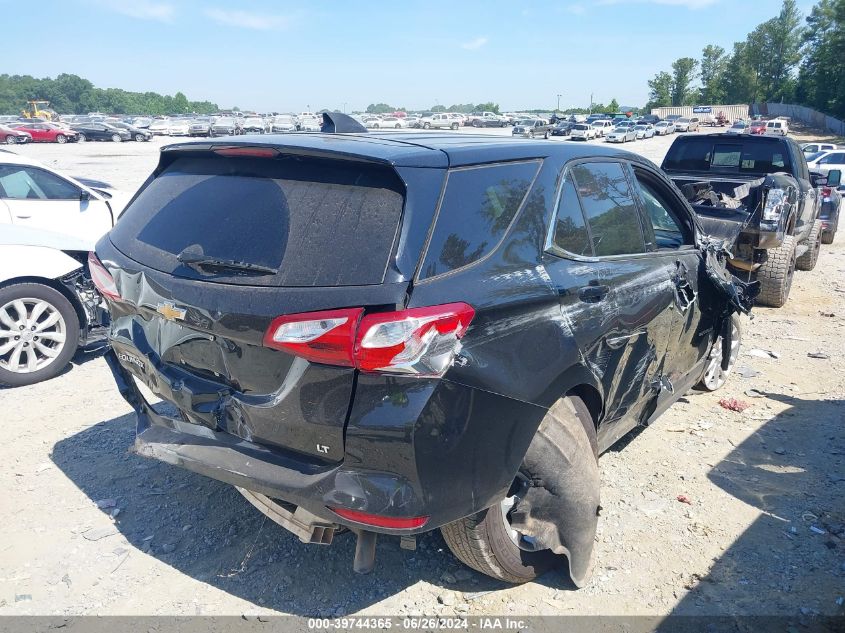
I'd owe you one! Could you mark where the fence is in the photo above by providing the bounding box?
[752,103,845,136]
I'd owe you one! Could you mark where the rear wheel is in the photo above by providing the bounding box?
[796,220,822,271]
[77,133,86,142]
[4,135,15,144]
[55,134,67,144]
[756,235,796,307]
[134,133,146,142]
[821,228,835,244]
[111,133,122,142]
[423,122,431,129]
[0,283,80,387]
[441,396,599,585]
[450,122,458,130]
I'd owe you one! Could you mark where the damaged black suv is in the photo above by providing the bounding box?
[93,132,754,586]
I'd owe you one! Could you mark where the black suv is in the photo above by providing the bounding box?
[93,133,753,586]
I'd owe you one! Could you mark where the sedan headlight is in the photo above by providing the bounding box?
[762,188,789,222]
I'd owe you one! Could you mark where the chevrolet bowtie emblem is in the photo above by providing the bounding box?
[156,302,187,322]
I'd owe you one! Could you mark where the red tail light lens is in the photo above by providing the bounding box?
[822,186,832,197]
[87,252,120,300]
[214,147,279,158]
[263,308,363,367]
[328,507,429,530]
[355,303,475,376]
[263,303,475,377]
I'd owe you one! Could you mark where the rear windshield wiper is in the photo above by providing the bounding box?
[177,251,278,276]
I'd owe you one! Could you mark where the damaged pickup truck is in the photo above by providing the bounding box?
[661,134,824,307]
[93,133,756,586]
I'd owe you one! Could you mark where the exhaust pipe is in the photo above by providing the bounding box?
[353,531,378,574]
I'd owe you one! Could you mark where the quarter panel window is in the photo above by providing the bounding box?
[420,162,539,279]
[570,162,645,256]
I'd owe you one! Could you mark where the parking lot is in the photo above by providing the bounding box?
[1,128,844,619]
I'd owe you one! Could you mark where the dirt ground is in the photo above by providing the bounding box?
[1,129,843,619]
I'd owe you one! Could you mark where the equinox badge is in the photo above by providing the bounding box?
[156,302,187,322]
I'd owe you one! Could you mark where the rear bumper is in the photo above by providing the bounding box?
[105,348,543,536]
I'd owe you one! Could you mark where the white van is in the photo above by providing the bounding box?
[765,118,789,136]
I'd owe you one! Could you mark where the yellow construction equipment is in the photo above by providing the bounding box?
[21,100,56,120]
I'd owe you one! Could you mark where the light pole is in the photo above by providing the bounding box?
[556,93,562,112]
[589,93,594,115]
[342,102,347,114]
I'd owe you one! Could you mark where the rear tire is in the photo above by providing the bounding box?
[5,135,16,144]
[0,283,80,387]
[56,134,66,144]
[821,229,835,245]
[134,133,146,142]
[77,133,86,142]
[697,314,741,391]
[756,235,796,307]
[441,396,598,585]
[796,220,822,271]
[450,122,458,130]
[111,134,122,142]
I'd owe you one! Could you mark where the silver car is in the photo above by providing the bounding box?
[605,126,637,143]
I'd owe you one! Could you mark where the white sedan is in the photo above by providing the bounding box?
[605,127,637,143]
[633,124,655,139]
[371,117,406,129]
[654,121,675,135]
[0,151,129,242]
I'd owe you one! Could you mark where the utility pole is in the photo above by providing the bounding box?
[589,93,594,115]
[556,93,562,112]
[342,102,347,114]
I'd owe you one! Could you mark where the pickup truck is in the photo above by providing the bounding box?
[467,111,508,128]
[662,134,824,307]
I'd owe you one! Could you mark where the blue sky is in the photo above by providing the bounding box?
[1,0,807,112]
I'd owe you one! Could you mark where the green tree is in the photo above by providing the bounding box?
[606,98,619,113]
[671,57,699,106]
[474,102,500,113]
[646,71,673,109]
[722,41,760,103]
[430,104,446,112]
[699,45,727,104]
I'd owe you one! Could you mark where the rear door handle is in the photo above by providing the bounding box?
[579,285,609,303]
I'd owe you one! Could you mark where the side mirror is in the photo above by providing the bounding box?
[827,169,842,187]
[79,190,91,201]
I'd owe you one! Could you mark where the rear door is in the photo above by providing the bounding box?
[104,150,414,463]
[544,159,677,450]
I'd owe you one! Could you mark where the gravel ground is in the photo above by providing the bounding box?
[1,128,843,619]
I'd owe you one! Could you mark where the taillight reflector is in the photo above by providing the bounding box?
[262,303,475,377]
[329,507,429,530]
[87,252,120,300]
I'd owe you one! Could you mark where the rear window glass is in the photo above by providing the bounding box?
[663,138,793,174]
[419,161,539,280]
[110,155,405,287]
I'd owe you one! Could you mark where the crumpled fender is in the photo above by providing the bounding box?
[701,239,761,316]
[508,398,600,587]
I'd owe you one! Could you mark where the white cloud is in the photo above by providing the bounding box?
[204,8,294,30]
[96,0,174,22]
[461,36,488,51]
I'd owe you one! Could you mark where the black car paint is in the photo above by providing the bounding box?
[97,134,741,553]
[71,123,131,142]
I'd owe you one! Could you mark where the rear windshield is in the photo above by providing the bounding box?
[663,138,793,175]
[110,155,405,287]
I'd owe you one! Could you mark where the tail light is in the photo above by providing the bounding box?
[328,507,429,530]
[214,147,280,158]
[822,186,832,198]
[88,252,120,300]
[263,302,475,377]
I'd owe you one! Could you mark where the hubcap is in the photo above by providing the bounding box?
[702,319,740,390]
[0,298,66,374]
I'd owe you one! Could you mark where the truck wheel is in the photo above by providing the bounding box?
[450,122,458,130]
[441,396,599,586]
[756,235,796,308]
[795,220,822,271]
[0,283,80,387]
[821,229,835,245]
[698,314,741,391]
[423,122,430,129]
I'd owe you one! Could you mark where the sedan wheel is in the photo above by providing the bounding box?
[5,135,15,145]
[0,284,80,387]
[56,134,67,144]
[77,133,86,142]
[112,134,123,142]
[135,133,146,142]
[699,315,741,391]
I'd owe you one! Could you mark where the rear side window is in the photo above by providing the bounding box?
[570,162,645,256]
[110,155,405,287]
[552,174,592,256]
[419,161,539,280]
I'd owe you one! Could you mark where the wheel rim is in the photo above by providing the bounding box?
[78,134,85,142]
[500,494,540,551]
[0,298,67,375]
[56,134,66,144]
[702,319,740,390]
[5,135,15,145]
[112,134,121,142]
[135,134,144,142]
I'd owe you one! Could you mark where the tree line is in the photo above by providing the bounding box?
[646,0,845,120]
[0,73,220,116]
